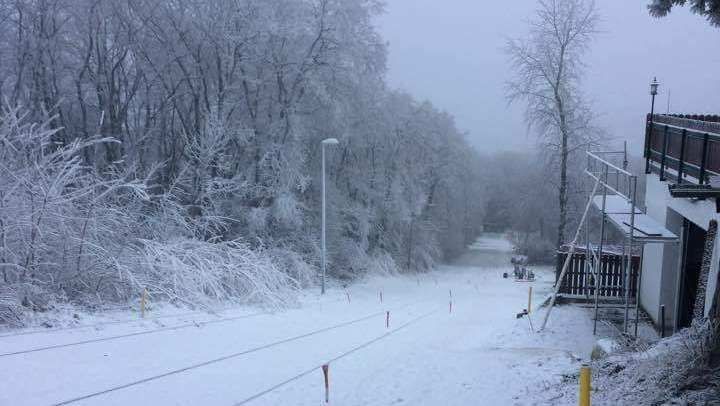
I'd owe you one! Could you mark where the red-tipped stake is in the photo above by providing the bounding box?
[322,364,329,403]
[386,311,390,328]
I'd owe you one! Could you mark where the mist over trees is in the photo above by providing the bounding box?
[506,0,602,249]
[0,0,483,323]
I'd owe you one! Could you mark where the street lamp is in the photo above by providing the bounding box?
[645,77,660,174]
[650,77,660,126]
[321,137,339,295]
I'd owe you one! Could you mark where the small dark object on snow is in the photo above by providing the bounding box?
[516,309,528,319]
[503,272,508,278]
[513,266,535,282]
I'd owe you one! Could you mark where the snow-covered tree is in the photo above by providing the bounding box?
[0,0,485,323]
[649,0,720,26]
[506,0,601,248]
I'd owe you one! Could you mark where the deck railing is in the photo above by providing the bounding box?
[644,114,720,184]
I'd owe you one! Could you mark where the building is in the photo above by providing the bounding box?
[553,113,720,337]
[641,114,720,334]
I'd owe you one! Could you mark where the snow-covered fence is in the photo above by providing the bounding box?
[556,248,640,298]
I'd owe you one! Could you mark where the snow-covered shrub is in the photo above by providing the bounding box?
[0,107,305,325]
[0,285,24,327]
[366,252,400,276]
[268,248,316,288]
[0,107,133,321]
[121,239,299,310]
[554,322,720,404]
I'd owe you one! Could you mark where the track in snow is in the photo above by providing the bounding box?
[0,234,597,406]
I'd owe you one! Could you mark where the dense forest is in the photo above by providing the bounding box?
[0,0,488,323]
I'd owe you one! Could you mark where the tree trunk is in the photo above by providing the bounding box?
[557,128,568,248]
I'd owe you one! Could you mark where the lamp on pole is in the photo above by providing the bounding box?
[321,137,339,295]
[645,77,660,174]
[650,77,659,114]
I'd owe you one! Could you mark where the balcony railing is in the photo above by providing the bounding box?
[644,114,720,184]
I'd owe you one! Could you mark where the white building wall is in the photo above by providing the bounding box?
[640,173,720,331]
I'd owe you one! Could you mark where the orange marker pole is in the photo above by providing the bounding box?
[322,364,329,403]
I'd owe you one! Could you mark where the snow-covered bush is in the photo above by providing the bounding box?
[0,107,302,324]
[553,321,720,404]
[121,239,298,310]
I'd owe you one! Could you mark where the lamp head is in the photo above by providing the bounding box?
[322,138,340,145]
[650,77,659,96]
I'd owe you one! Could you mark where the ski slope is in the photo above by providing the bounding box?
[0,235,595,405]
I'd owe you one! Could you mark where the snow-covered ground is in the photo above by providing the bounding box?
[0,234,598,405]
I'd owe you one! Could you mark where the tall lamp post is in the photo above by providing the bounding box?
[645,77,660,174]
[321,137,339,295]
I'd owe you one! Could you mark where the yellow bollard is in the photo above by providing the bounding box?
[579,363,591,406]
[140,288,147,319]
[527,286,533,314]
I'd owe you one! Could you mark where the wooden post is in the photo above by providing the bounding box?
[678,129,687,183]
[660,125,669,181]
[700,133,709,184]
[660,305,666,338]
[528,286,533,314]
[321,364,329,403]
[140,288,147,319]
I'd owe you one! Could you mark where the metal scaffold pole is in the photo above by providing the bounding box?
[624,176,638,334]
[593,164,609,336]
[540,176,601,332]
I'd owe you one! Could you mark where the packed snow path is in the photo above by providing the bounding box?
[1,234,596,405]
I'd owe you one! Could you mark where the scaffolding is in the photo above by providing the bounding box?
[588,150,679,335]
[542,149,678,336]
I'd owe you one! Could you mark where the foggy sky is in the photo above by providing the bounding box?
[375,0,720,156]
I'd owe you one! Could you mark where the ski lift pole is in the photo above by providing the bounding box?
[540,176,601,331]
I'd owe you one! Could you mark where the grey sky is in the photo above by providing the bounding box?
[375,1,720,156]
